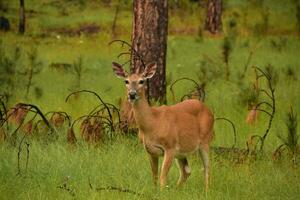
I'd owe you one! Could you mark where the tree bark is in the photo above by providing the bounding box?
[131,0,168,104]
[19,0,25,34]
[205,0,222,34]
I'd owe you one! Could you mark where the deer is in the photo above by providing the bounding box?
[112,62,214,191]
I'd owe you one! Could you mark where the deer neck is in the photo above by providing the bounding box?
[131,90,153,132]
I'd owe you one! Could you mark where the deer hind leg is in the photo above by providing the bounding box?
[149,154,159,185]
[199,144,210,192]
[160,150,175,188]
[175,157,191,186]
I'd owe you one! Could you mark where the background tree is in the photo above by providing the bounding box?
[205,0,222,34]
[131,0,168,104]
[19,49,43,99]
[111,0,121,38]
[19,0,25,34]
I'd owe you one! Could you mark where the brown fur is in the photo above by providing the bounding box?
[112,63,214,191]
[134,91,214,154]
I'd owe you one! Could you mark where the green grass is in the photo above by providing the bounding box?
[1,0,300,199]
[0,136,299,200]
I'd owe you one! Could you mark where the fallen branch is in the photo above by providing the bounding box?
[96,186,142,196]
[57,185,75,197]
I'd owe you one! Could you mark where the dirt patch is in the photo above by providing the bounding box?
[46,23,101,36]
[169,26,198,36]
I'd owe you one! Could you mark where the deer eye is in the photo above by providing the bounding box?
[125,80,129,84]
[139,80,145,84]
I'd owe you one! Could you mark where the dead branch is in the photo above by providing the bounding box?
[88,103,121,125]
[251,108,272,117]
[117,52,131,59]
[65,90,115,131]
[109,39,146,69]
[259,89,272,99]
[16,133,30,176]
[45,111,71,127]
[246,134,264,152]
[17,103,54,133]
[252,66,276,152]
[170,77,205,102]
[72,114,113,131]
[255,101,273,109]
[25,142,30,171]
[215,117,237,148]
[272,144,286,161]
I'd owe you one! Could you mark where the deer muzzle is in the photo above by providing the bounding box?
[128,90,138,102]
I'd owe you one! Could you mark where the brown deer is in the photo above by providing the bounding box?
[112,62,214,191]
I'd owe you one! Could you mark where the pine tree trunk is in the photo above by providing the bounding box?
[19,0,25,34]
[205,0,222,34]
[131,0,168,104]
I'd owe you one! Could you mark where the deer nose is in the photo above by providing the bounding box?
[129,90,137,100]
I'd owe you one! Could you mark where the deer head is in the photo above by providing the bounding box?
[112,62,157,103]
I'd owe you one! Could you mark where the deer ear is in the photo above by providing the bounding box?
[142,62,157,79]
[112,62,128,79]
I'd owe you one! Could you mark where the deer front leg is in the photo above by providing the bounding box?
[149,154,159,185]
[160,150,175,188]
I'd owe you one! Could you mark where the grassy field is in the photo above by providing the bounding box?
[0,0,300,199]
[0,137,299,200]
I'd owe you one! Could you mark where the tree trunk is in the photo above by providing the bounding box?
[295,1,300,34]
[111,0,121,38]
[19,0,25,34]
[205,0,222,34]
[131,0,168,104]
